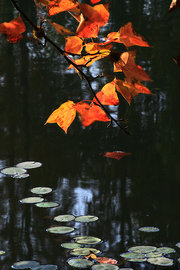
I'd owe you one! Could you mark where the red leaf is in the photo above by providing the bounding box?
[0,16,26,43]
[75,102,110,126]
[173,54,180,66]
[95,257,118,264]
[93,81,119,106]
[64,36,83,55]
[169,0,180,12]
[103,151,132,160]
[90,0,101,4]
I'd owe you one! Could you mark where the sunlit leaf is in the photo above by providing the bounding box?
[67,258,93,268]
[64,36,83,55]
[47,0,79,16]
[35,202,59,208]
[74,236,101,245]
[93,81,119,106]
[169,0,180,12]
[20,197,44,204]
[16,161,42,169]
[103,151,132,160]
[46,226,74,234]
[45,100,76,133]
[0,251,5,255]
[13,173,30,179]
[156,247,176,254]
[30,187,52,195]
[128,246,157,254]
[90,0,101,4]
[1,167,27,176]
[85,253,97,259]
[11,261,40,269]
[85,42,112,54]
[75,215,98,223]
[61,242,82,249]
[146,251,162,258]
[71,247,100,256]
[0,16,26,43]
[75,102,110,127]
[50,22,74,36]
[147,257,173,266]
[54,214,75,222]
[95,257,118,264]
[138,226,160,232]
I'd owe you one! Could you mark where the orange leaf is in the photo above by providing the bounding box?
[0,16,26,43]
[114,78,151,104]
[48,0,79,16]
[50,22,74,36]
[95,257,118,264]
[64,36,83,55]
[169,0,180,12]
[85,42,112,54]
[93,81,119,105]
[85,253,97,259]
[173,54,180,66]
[76,16,99,38]
[75,102,110,126]
[90,0,101,4]
[45,100,76,133]
[107,22,150,48]
[103,151,132,160]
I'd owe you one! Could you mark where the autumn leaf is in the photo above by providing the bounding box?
[50,22,74,36]
[0,16,26,43]
[90,0,101,4]
[106,22,150,48]
[169,0,180,12]
[114,78,151,104]
[47,0,79,16]
[173,54,180,66]
[95,257,118,264]
[103,151,132,160]
[85,42,112,54]
[85,253,97,259]
[64,36,83,55]
[75,102,110,126]
[76,3,109,38]
[45,100,76,133]
[93,81,119,105]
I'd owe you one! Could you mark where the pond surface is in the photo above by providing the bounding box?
[0,0,180,269]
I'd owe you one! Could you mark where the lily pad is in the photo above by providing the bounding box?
[0,250,5,255]
[127,258,147,262]
[128,246,157,254]
[11,260,40,269]
[46,226,74,234]
[156,247,176,254]
[16,161,42,169]
[147,257,173,266]
[75,215,98,223]
[13,173,30,179]
[74,236,101,245]
[67,258,93,268]
[61,242,82,249]
[54,214,75,222]
[1,167,27,176]
[71,247,100,256]
[31,265,58,270]
[176,242,180,248]
[35,202,59,208]
[120,252,146,260]
[92,264,119,270]
[20,197,44,204]
[31,187,52,195]
[146,251,162,258]
[138,226,159,232]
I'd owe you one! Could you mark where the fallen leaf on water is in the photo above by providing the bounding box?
[95,257,118,264]
[103,151,132,160]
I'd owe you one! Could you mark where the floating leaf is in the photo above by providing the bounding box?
[1,167,27,176]
[103,151,131,160]
[95,257,117,264]
[127,258,146,262]
[67,258,93,268]
[13,173,30,179]
[54,214,75,222]
[147,257,173,266]
[20,197,44,204]
[31,187,52,195]
[92,264,119,270]
[128,246,157,254]
[46,226,74,234]
[35,202,59,208]
[0,251,5,255]
[61,242,82,249]
[71,247,100,256]
[11,260,40,269]
[74,236,101,245]
[176,242,180,248]
[75,215,98,223]
[120,252,146,260]
[31,265,58,270]
[146,251,162,258]
[16,161,42,169]
[156,247,176,254]
[138,226,159,232]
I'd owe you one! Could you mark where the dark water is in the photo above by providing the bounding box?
[0,0,180,269]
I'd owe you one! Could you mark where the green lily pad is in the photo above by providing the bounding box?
[16,161,42,169]
[11,260,40,269]
[146,251,162,258]
[31,265,58,270]
[13,173,30,179]
[0,250,5,255]
[118,269,133,270]
[67,258,93,268]
[176,242,180,248]
[127,258,147,262]
[138,226,159,232]
[54,214,75,222]
[1,167,27,176]
[71,247,100,256]
[156,247,176,254]
[75,215,98,223]
[120,252,146,260]
[31,187,52,195]
[92,264,119,270]
[61,242,82,249]
[147,257,173,266]
[20,197,44,204]
[74,236,101,245]
[46,226,74,234]
[35,202,59,208]
[128,246,157,254]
